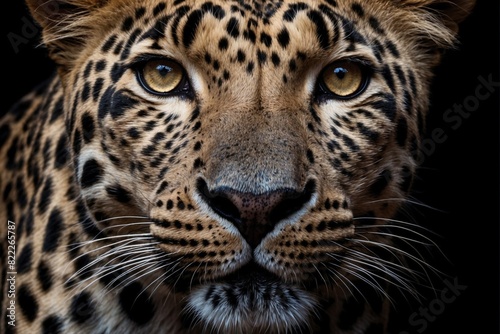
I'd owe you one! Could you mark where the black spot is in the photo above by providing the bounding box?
[356,122,379,143]
[177,200,185,210]
[371,94,397,121]
[342,134,360,152]
[257,50,267,65]
[271,52,281,66]
[95,59,106,73]
[135,7,146,19]
[260,32,272,47]
[37,260,53,291]
[283,3,309,21]
[236,49,246,63]
[382,65,395,93]
[127,127,141,139]
[370,169,392,196]
[394,65,406,85]
[38,177,53,214]
[2,181,12,202]
[342,19,366,45]
[153,2,166,16]
[182,9,204,48]
[6,137,19,170]
[113,40,124,55]
[72,129,82,156]
[111,63,126,83]
[351,3,364,16]
[92,78,104,102]
[193,158,204,169]
[18,285,38,322]
[246,61,255,74]
[98,87,114,119]
[308,10,329,49]
[403,90,413,114]
[306,149,315,164]
[226,17,240,37]
[110,90,139,119]
[121,16,134,32]
[202,2,225,19]
[17,243,33,274]
[42,315,63,334]
[15,176,28,209]
[80,159,103,188]
[49,97,64,123]
[81,82,91,102]
[385,40,400,58]
[101,34,117,53]
[43,208,64,253]
[141,144,156,156]
[218,37,229,50]
[243,28,257,43]
[277,28,290,48]
[54,134,69,169]
[0,124,11,150]
[81,113,95,144]
[396,117,408,147]
[189,107,201,122]
[25,210,34,235]
[106,184,132,203]
[368,16,385,34]
[119,282,156,325]
[213,59,220,71]
[83,61,93,79]
[70,292,94,324]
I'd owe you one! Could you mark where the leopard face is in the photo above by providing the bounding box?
[1,0,475,333]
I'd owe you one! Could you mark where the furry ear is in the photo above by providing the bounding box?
[393,0,476,55]
[25,0,109,69]
[401,0,476,33]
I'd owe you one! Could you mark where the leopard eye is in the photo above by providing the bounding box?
[318,60,369,99]
[137,59,185,95]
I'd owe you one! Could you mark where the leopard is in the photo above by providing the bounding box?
[0,0,475,333]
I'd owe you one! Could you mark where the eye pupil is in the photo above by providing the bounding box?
[334,67,347,79]
[157,65,172,77]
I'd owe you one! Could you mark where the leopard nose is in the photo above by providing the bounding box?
[197,178,316,248]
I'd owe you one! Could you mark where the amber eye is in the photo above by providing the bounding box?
[137,59,185,95]
[319,60,368,99]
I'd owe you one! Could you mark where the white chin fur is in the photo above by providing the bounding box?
[184,280,318,334]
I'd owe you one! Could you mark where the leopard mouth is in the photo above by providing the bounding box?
[181,262,319,333]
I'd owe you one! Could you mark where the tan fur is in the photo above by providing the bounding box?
[1,0,474,333]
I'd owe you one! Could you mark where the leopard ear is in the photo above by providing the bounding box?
[25,0,109,69]
[393,0,476,54]
[403,0,476,32]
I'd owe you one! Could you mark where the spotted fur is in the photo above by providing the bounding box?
[1,0,474,333]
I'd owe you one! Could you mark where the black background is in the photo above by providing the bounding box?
[3,1,499,333]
